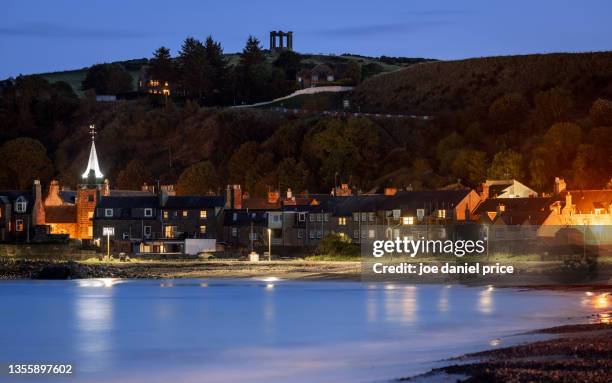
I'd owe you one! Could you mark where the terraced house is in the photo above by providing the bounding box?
[93,193,224,255]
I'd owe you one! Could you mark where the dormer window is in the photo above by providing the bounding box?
[144,208,153,217]
[15,198,27,213]
[105,208,113,217]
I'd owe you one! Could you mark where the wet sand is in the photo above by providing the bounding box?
[401,319,612,382]
[0,258,362,280]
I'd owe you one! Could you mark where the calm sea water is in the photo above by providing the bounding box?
[0,279,607,383]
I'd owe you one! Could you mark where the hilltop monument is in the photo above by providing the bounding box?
[269,31,293,52]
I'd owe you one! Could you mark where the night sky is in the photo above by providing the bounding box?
[2,0,612,78]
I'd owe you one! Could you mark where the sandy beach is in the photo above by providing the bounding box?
[0,258,362,280]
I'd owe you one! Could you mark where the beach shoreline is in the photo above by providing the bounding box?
[400,320,612,382]
[0,258,363,280]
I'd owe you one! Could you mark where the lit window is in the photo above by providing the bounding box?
[437,209,446,219]
[144,208,153,217]
[402,216,414,225]
[353,213,359,222]
[233,213,237,221]
[15,201,27,213]
[163,211,169,219]
[16,219,24,231]
[200,210,207,219]
[231,227,237,237]
[368,229,375,239]
[105,209,113,217]
[368,213,375,222]
[200,225,206,234]
[182,210,188,217]
[338,217,347,226]
[417,209,425,220]
[164,226,175,238]
[361,212,367,222]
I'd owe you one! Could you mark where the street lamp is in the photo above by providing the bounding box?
[267,228,272,261]
[103,227,114,261]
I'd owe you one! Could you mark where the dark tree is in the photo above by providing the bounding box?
[178,37,212,100]
[150,46,176,85]
[0,137,54,189]
[204,36,229,104]
[273,50,302,80]
[236,36,270,103]
[116,159,153,190]
[176,161,219,195]
[81,63,134,94]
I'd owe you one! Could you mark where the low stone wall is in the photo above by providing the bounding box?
[0,243,97,261]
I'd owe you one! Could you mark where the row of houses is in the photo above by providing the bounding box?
[1,132,610,255]
[3,175,611,257]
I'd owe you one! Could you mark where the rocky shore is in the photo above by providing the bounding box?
[401,321,612,382]
[0,258,362,280]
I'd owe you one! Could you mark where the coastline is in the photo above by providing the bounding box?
[401,320,612,382]
[0,258,362,280]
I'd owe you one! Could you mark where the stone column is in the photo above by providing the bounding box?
[279,32,284,49]
[270,31,276,51]
[287,32,293,50]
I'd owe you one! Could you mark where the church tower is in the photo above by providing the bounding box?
[76,125,105,240]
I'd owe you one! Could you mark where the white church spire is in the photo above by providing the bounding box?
[82,124,104,179]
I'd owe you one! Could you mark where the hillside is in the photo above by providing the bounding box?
[1,51,610,196]
[352,52,612,114]
[35,53,428,97]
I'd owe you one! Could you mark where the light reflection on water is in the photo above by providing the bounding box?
[0,280,608,383]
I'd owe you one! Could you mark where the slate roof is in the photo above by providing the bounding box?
[379,190,471,213]
[45,205,77,223]
[223,210,269,226]
[0,190,34,213]
[59,190,76,204]
[164,196,224,209]
[559,190,612,213]
[333,195,387,216]
[475,197,552,225]
[109,190,152,197]
[96,196,159,208]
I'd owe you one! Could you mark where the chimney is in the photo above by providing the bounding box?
[554,177,566,194]
[102,179,110,196]
[44,180,62,206]
[268,190,280,204]
[480,183,489,201]
[384,187,397,196]
[225,185,242,209]
[32,180,45,225]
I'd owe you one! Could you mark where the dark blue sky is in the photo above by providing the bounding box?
[2,0,612,78]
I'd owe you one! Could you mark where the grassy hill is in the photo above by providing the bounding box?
[352,52,612,114]
[35,53,429,97]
